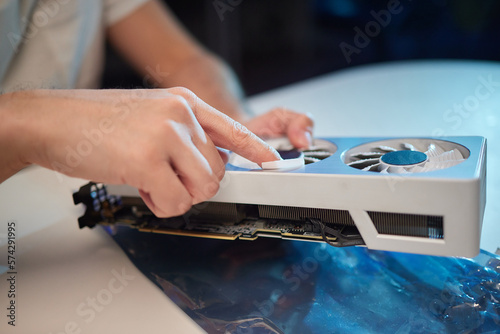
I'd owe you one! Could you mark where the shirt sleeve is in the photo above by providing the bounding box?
[103,0,150,26]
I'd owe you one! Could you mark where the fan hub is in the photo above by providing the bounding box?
[380,150,427,166]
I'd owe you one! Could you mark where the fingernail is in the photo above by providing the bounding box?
[272,146,282,160]
[301,131,312,148]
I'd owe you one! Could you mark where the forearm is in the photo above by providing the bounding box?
[107,0,249,123]
[0,90,117,183]
[0,92,34,182]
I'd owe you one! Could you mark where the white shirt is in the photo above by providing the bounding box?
[0,0,148,93]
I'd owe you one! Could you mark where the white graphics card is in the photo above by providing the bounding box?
[75,136,486,258]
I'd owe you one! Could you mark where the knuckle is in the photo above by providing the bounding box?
[272,107,293,120]
[266,109,290,133]
[231,122,254,146]
[174,196,193,216]
[169,87,196,101]
[162,97,196,125]
[272,107,289,118]
[215,165,226,181]
[164,94,190,112]
[300,112,315,127]
[153,206,171,218]
[202,180,220,198]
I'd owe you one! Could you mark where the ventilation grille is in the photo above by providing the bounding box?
[190,202,241,222]
[189,203,444,239]
[258,205,355,226]
[368,211,443,239]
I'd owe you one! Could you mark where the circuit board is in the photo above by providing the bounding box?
[74,183,364,247]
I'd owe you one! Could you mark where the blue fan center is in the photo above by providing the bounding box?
[380,150,427,166]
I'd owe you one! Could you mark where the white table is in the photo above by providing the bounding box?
[1,60,499,333]
[0,167,206,334]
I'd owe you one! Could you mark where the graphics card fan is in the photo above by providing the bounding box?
[344,138,470,173]
[228,138,337,169]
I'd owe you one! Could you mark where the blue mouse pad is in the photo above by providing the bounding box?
[107,226,500,333]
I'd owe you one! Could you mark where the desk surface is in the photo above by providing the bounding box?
[1,60,499,333]
[0,167,206,333]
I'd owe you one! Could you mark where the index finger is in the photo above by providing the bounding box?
[172,88,281,165]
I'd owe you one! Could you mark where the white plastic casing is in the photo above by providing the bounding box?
[108,136,486,257]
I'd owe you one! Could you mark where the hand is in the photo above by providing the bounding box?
[243,108,314,149]
[0,88,281,217]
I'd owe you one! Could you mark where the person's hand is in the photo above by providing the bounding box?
[0,88,280,217]
[243,108,314,149]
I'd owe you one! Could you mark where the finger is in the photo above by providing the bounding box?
[217,147,230,165]
[161,92,227,182]
[213,120,281,165]
[140,164,193,217]
[172,88,281,165]
[244,107,289,139]
[166,128,223,203]
[189,131,227,182]
[286,112,314,149]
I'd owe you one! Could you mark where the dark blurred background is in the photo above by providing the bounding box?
[102,0,500,96]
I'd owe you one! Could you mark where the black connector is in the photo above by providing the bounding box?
[73,182,121,229]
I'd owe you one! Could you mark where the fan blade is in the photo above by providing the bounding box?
[387,166,410,174]
[347,158,380,169]
[428,149,464,163]
[304,157,320,164]
[304,151,334,158]
[419,159,464,171]
[448,149,464,160]
[402,143,417,151]
[410,165,427,173]
[425,143,445,158]
[362,162,381,171]
[351,152,385,159]
[379,166,389,174]
[376,145,397,152]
